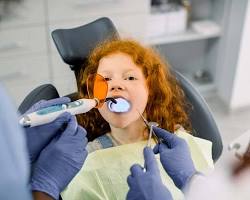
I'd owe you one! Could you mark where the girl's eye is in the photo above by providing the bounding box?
[104,77,112,81]
[126,76,136,80]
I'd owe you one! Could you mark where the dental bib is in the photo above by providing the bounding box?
[61,129,214,200]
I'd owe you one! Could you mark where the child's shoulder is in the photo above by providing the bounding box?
[86,133,116,154]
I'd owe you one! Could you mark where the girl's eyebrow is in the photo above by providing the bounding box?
[98,70,111,74]
[123,69,138,73]
[99,68,137,74]
[125,69,135,72]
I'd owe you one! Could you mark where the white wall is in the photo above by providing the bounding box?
[215,0,250,111]
[230,1,250,109]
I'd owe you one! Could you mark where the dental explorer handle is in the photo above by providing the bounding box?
[19,98,98,128]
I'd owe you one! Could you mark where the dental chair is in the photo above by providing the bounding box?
[18,17,223,162]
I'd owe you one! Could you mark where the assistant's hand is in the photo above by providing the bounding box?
[126,147,173,200]
[153,127,196,190]
[23,97,71,163]
[31,115,88,200]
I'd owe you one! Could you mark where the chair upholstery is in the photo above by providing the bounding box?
[173,70,222,161]
[52,17,119,77]
[19,17,223,162]
[18,84,59,114]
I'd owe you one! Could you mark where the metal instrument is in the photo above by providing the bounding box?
[137,110,160,147]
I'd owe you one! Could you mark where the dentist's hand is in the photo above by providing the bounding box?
[126,147,173,200]
[31,115,88,200]
[23,97,72,163]
[153,127,196,190]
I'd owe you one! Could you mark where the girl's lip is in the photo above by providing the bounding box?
[108,95,129,101]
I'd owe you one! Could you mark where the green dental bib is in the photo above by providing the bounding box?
[61,130,213,200]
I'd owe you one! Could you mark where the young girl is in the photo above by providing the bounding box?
[77,38,191,151]
[61,38,213,200]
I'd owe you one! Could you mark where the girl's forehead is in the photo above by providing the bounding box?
[97,52,140,73]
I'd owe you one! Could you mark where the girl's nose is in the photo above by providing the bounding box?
[111,85,124,91]
[109,79,125,91]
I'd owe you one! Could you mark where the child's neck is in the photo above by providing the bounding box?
[110,119,148,145]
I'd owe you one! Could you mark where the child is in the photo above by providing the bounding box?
[77,38,191,151]
[61,38,213,200]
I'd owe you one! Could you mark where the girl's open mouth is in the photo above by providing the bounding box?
[107,97,131,113]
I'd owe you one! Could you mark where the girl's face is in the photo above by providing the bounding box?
[97,52,149,128]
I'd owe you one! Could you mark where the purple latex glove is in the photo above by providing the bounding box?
[23,97,71,163]
[31,115,88,200]
[153,127,196,190]
[126,147,173,200]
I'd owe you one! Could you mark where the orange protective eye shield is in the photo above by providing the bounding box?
[87,74,108,108]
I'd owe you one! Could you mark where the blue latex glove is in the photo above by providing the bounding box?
[23,97,72,163]
[126,147,173,200]
[153,127,196,190]
[31,115,88,200]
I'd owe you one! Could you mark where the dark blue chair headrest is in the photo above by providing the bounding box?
[51,17,119,71]
[174,70,223,161]
[18,84,59,114]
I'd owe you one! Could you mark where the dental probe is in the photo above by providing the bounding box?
[136,110,159,147]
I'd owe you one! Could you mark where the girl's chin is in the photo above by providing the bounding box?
[109,122,131,129]
[108,118,135,129]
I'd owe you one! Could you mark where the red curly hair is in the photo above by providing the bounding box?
[76,38,191,141]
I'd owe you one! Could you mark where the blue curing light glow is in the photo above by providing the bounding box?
[108,97,131,113]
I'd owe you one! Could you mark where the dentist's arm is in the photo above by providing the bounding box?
[24,98,88,199]
[23,97,72,164]
[0,87,88,200]
[153,127,197,191]
[126,147,173,200]
[31,115,88,200]
[0,85,32,200]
